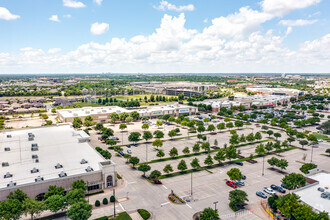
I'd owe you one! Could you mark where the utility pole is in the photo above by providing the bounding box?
[190,172,193,197]
[113,189,116,218]
[311,145,314,162]
[146,144,148,162]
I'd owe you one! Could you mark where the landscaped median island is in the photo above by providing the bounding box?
[168,191,185,204]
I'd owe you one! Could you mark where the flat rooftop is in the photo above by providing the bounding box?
[0,125,105,189]
[295,171,330,214]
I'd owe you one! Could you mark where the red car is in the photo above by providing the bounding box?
[210,132,217,135]
[226,181,237,188]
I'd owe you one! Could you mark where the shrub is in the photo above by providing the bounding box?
[86,190,104,196]
[117,173,122,179]
[137,209,151,220]
[94,217,108,220]
[95,200,100,207]
[110,195,115,203]
[102,198,108,205]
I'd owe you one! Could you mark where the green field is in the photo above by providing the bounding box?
[312,133,330,141]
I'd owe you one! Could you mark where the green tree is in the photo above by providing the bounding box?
[225,145,238,161]
[66,201,92,220]
[234,120,244,129]
[229,134,239,145]
[169,147,178,157]
[214,150,226,164]
[152,139,163,149]
[281,173,306,189]
[255,132,262,140]
[153,130,164,139]
[182,147,190,155]
[168,130,177,139]
[138,164,151,176]
[266,130,274,137]
[72,180,86,191]
[192,143,200,153]
[72,117,82,128]
[44,186,65,200]
[199,207,220,220]
[7,189,27,202]
[267,157,279,168]
[129,157,140,167]
[276,193,300,218]
[217,123,225,131]
[129,111,140,120]
[229,189,249,207]
[141,123,149,130]
[255,144,266,156]
[124,154,131,163]
[125,116,133,123]
[65,189,85,205]
[239,134,246,143]
[110,112,119,123]
[207,124,216,132]
[300,163,317,174]
[0,199,23,220]
[155,150,164,159]
[128,132,141,144]
[274,132,282,140]
[227,168,242,181]
[149,170,161,180]
[265,142,273,153]
[277,159,289,171]
[226,122,234,129]
[119,123,127,131]
[190,158,200,169]
[204,155,214,166]
[197,125,206,133]
[45,195,67,213]
[246,133,255,142]
[156,120,163,128]
[299,140,308,149]
[163,164,173,174]
[177,160,188,172]
[22,198,46,220]
[51,108,56,113]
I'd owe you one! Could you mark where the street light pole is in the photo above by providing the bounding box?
[262,155,265,176]
[213,201,218,212]
[190,172,193,197]
[311,145,314,163]
[113,189,116,218]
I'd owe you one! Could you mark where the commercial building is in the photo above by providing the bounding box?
[246,87,303,97]
[0,124,116,201]
[294,169,330,216]
[57,104,198,123]
[196,95,291,113]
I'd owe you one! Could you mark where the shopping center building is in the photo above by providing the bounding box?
[0,124,116,200]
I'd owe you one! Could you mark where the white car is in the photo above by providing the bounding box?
[263,187,276,195]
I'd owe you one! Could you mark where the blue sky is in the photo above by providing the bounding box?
[0,0,329,73]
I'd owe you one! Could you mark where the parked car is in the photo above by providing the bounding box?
[127,149,132,154]
[126,145,131,148]
[226,181,237,188]
[256,191,267,199]
[235,162,243,166]
[119,151,125,156]
[210,132,217,135]
[318,187,325,192]
[263,187,276,195]
[132,144,138,147]
[235,180,245,186]
[281,183,291,190]
[110,137,119,140]
[271,184,286,193]
[241,174,246,180]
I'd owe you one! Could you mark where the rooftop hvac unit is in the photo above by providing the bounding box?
[28,136,34,141]
[2,162,9,167]
[7,181,16,187]
[55,163,63,169]
[58,171,67,178]
[4,172,12,178]
[73,113,78,116]
[85,166,93,172]
[6,134,11,138]
[32,155,38,159]
[102,110,106,112]
[35,159,39,163]
[31,168,39,173]
[4,147,10,152]
[80,159,88,164]
[35,176,44,182]
[28,133,35,137]
[85,111,90,114]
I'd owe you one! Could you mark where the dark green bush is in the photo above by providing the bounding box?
[137,209,151,220]
[102,198,108,205]
[95,200,100,207]
[110,195,115,203]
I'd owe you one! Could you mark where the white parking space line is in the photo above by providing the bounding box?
[119,203,125,211]
[127,181,137,184]
[162,185,168,189]
[186,203,192,209]
[161,202,170,206]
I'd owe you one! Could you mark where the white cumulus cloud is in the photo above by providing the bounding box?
[63,0,86,8]
[90,22,109,35]
[261,0,321,16]
[94,0,103,5]
[48,48,62,54]
[154,1,195,12]
[49,15,60,22]
[63,14,72,18]
[279,19,318,26]
[0,7,20,20]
